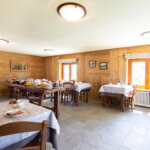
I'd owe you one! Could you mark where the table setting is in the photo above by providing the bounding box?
[0,100,60,150]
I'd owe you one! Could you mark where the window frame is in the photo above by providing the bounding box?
[62,63,77,81]
[128,59,150,89]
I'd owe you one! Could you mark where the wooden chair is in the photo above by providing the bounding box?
[63,82,75,105]
[28,94,43,106]
[53,81,60,88]
[127,86,136,111]
[42,90,60,119]
[121,86,136,112]
[13,87,21,99]
[13,87,29,100]
[0,120,48,150]
[28,90,59,119]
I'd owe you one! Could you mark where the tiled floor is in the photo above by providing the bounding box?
[57,100,150,150]
[1,97,150,150]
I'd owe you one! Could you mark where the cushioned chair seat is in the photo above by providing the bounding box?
[42,99,54,108]
[28,96,40,100]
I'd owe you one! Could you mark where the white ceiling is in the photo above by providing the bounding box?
[0,0,150,56]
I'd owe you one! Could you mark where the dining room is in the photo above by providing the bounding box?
[1,0,150,150]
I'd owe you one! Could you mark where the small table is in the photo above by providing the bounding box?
[99,84,133,111]
[60,81,91,106]
[0,101,60,150]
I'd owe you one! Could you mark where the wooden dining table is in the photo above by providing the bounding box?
[0,101,60,150]
[99,84,133,111]
[60,81,91,106]
[74,82,91,105]
[7,83,65,118]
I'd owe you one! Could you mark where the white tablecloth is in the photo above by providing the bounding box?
[74,83,91,92]
[0,101,60,149]
[60,81,91,93]
[99,84,133,97]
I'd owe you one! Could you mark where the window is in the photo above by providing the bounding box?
[62,63,77,81]
[128,59,150,88]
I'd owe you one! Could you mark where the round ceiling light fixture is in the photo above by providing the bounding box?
[0,39,9,45]
[44,49,55,53]
[57,2,86,22]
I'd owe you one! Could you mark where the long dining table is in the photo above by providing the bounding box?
[0,101,60,150]
[7,83,65,118]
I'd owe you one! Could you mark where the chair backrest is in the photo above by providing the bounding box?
[0,120,48,150]
[128,85,136,98]
[63,82,74,89]
[132,85,136,98]
[53,81,60,88]
[13,87,21,99]
[13,87,21,93]
[70,80,75,84]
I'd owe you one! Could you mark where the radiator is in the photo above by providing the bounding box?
[135,91,150,107]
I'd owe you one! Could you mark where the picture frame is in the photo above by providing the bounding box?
[11,61,28,71]
[89,60,96,68]
[99,62,108,70]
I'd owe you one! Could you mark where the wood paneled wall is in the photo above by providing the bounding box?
[0,51,45,96]
[45,45,150,100]
[1,45,150,99]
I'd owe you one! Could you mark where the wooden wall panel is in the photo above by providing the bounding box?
[0,51,45,96]
[84,50,110,99]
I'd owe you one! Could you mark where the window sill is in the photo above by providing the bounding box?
[136,88,150,92]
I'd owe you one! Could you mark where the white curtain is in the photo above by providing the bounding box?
[57,58,78,63]
[124,53,150,59]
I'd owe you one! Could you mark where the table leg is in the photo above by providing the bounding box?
[40,94,44,106]
[54,91,60,119]
[102,96,106,107]
[61,91,64,103]
[85,91,88,103]
[121,100,124,112]
[84,91,86,101]
[76,94,79,106]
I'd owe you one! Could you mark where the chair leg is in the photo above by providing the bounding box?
[61,92,63,103]
[127,99,130,107]
[102,96,106,107]
[67,95,68,103]
[131,97,135,111]
[64,93,66,105]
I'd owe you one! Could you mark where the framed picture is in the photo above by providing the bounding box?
[11,61,28,71]
[89,60,96,68]
[99,62,108,70]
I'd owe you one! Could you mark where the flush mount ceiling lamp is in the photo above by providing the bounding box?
[44,49,55,53]
[141,31,150,37]
[0,39,9,45]
[57,2,86,22]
